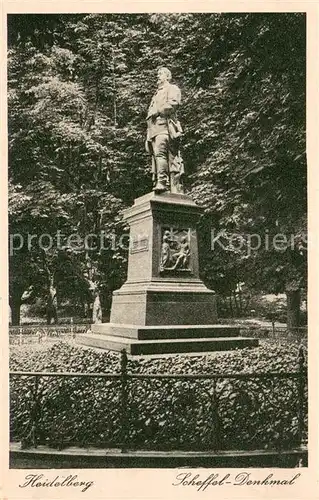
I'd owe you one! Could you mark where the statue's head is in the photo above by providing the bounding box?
[157,67,172,85]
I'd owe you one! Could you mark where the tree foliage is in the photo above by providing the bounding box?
[8,13,306,324]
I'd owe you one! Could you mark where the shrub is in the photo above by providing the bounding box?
[10,341,307,451]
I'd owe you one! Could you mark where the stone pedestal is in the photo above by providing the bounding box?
[110,191,217,326]
[77,191,258,355]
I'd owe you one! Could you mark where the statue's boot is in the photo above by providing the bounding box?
[153,157,169,193]
[153,181,167,193]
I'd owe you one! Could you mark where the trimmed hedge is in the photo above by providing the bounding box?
[10,341,307,451]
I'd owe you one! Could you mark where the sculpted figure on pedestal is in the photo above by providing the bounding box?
[145,67,184,194]
[159,228,191,273]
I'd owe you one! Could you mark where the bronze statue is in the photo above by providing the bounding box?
[145,67,184,194]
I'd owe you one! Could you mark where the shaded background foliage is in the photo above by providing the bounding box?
[8,13,306,325]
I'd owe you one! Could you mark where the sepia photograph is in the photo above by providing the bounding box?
[6,9,309,478]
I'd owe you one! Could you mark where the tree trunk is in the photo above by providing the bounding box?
[92,291,102,324]
[81,300,88,318]
[228,295,233,317]
[85,301,91,318]
[42,253,58,325]
[243,295,251,315]
[238,288,243,316]
[233,290,240,317]
[46,283,58,325]
[286,288,301,332]
[10,294,22,326]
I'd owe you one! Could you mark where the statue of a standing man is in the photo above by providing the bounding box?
[145,67,184,194]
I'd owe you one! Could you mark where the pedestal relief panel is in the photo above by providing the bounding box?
[159,227,191,274]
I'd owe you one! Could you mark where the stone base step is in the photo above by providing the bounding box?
[91,323,240,340]
[77,332,259,355]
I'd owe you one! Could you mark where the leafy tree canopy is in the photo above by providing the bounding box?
[8,13,306,323]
